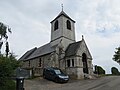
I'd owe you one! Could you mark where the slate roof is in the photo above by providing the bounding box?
[27,43,55,60]
[19,47,37,61]
[50,11,75,23]
[19,43,55,61]
[65,41,82,57]
[20,40,90,61]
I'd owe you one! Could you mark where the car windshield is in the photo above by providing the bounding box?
[54,70,62,74]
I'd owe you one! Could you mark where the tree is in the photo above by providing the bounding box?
[0,22,11,56]
[0,55,20,90]
[113,46,120,64]
[0,22,18,89]
[0,22,11,40]
[94,65,105,75]
[111,67,119,75]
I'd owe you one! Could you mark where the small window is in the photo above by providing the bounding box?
[66,20,71,30]
[28,61,30,67]
[72,59,74,67]
[59,48,62,54]
[38,58,42,67]
[54,20,58,30]
[67,59,70,67]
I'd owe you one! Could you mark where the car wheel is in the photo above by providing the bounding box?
[55,78,58,83]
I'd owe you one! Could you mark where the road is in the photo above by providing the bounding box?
[24,76,120,90]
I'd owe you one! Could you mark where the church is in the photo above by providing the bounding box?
[19,9,93,79]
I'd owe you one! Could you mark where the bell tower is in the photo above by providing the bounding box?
[50,10,76,50]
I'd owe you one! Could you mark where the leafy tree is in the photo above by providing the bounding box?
[0,54,20,90]
[94,65,105,75]
[0,22,11,40]
[0,22,11,56]
[0,22,18,90]
[111,67,119,75]
[113,46,120,64]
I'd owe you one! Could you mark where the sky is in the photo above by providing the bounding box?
[0,0,120,73]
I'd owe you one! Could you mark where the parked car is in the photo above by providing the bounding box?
[43,67,69,83]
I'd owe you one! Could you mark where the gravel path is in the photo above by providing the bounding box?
[24,76,120,90]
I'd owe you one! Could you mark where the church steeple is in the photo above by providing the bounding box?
[50,10,76,50]
[50,10,75,23]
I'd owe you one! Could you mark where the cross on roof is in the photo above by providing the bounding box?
[61,4,63,11]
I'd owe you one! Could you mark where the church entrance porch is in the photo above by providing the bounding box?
[82,53,89,74]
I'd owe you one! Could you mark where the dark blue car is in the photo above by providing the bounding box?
[43,67,69,83]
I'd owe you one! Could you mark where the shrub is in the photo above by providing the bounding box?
[0,80,16,90]
[0,55,20,90]
[94,65,105,75]
[111,67,119,75]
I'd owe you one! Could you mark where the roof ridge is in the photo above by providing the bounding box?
[37,43,50,49]
[58,10,70,18]
[50,10,75,23]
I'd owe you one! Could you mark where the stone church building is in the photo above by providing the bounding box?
[19,10,93,79]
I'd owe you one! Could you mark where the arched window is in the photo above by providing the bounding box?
[28,61,30,67]
[38,58,41,67]
[67,59,70,67]
[66,20,71,30]
[82,53,89,74]
[54,20,58,30]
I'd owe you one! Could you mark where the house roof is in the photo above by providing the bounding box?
[50,10,75,23]
[65,41,82,57]
[19,47,37,61]
[19,43,55,61]
[27,43,55,60]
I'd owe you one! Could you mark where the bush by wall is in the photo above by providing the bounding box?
[94,65,105,75]
[111,67,119,75]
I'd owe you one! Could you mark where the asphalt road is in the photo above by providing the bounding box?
[24,76,120,90]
